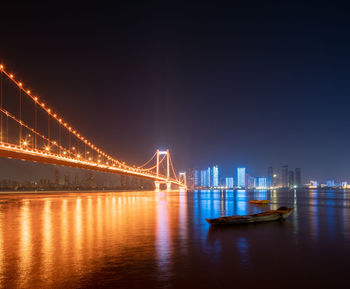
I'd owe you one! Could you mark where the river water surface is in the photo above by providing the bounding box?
[0,189,349,289]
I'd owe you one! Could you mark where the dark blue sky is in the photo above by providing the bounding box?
[1,1,350,181]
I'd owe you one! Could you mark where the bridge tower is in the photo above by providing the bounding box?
[155,149,172,191]
[179,172,187,187]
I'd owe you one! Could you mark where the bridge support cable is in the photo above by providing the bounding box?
[137,151,157,169]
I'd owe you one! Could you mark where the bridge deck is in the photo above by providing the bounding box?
[0,144,184,187]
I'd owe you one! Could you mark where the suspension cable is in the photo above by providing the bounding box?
[137,151,157,168]
[0,107,67,153]
[168,152,179,181]
[139,154,167,171]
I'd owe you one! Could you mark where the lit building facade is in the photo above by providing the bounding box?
[257,177,267,188]
[194,170,200,186]
[237,168,246,187]
[212,165,219,187]
[206,167,211,187]
[248,176,255,187]
[200,170,207,187]
[326,180,335,187]
[225,177,234,188]
[186,168,197,189]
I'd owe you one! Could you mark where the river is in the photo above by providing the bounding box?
[0,189,349,288]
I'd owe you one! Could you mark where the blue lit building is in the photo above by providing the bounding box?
[256,177,267,188]
[194,170,200,186]
[200,170,207,187]
[326,180,335,187]
[206,167,211,187]
[212,165,219,187]
[237,168,246,187]
[225,177,234,188]
[248,176,255,187]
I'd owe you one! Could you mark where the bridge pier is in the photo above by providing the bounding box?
[154,181,172,191]
[155,181,161,191]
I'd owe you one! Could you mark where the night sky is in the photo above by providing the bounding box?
[1,1,350,181]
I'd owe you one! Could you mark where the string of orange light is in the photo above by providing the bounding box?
[0,64,138,171]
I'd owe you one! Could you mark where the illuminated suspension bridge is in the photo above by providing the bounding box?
[0,64,186,190]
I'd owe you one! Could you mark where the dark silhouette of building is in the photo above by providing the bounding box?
[54,170,60,187]
[64,173,70,187]
[74,172,79,188]
[121,175,129,187]
[281,165,289,188]
[267,166,273,187]
[186,168,198,189]
[289,170,294,188]
[295,168,301,187]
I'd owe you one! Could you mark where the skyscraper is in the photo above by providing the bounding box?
[194,170,200,187]
[186,168,197,189]
[289,170,294,187]
[281,165,289,188]
[206,167,211,187]
[295,168,301,187]
[256,177,267,188]
[237,168,246,187]
[267,166,273,187]
[248,176,255,187]
[225,177,234,188]
[200,170,207,187]
[213,165,219,187]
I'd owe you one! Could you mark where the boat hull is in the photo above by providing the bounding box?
[206,207,294,226]
[248,200,270,205]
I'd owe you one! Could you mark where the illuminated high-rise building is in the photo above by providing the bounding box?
[237,168,246,187]
[259,177,267,188]
[212,165,219,187]
[255,177,267,188]
[206,167,211,187]
[326,180,335,187]
[194,170,200,187]
[225,177,234,188]
[186,168,197,189]
[248,176,255,187]
[200,170,207,187]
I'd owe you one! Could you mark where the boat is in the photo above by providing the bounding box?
[205,207,294,226]
[248,200,270,205]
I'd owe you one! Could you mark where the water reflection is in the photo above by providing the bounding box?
[0,189,349,288]
[237,237,250,268]
[156,192,171,281]
[19,202,31,288]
